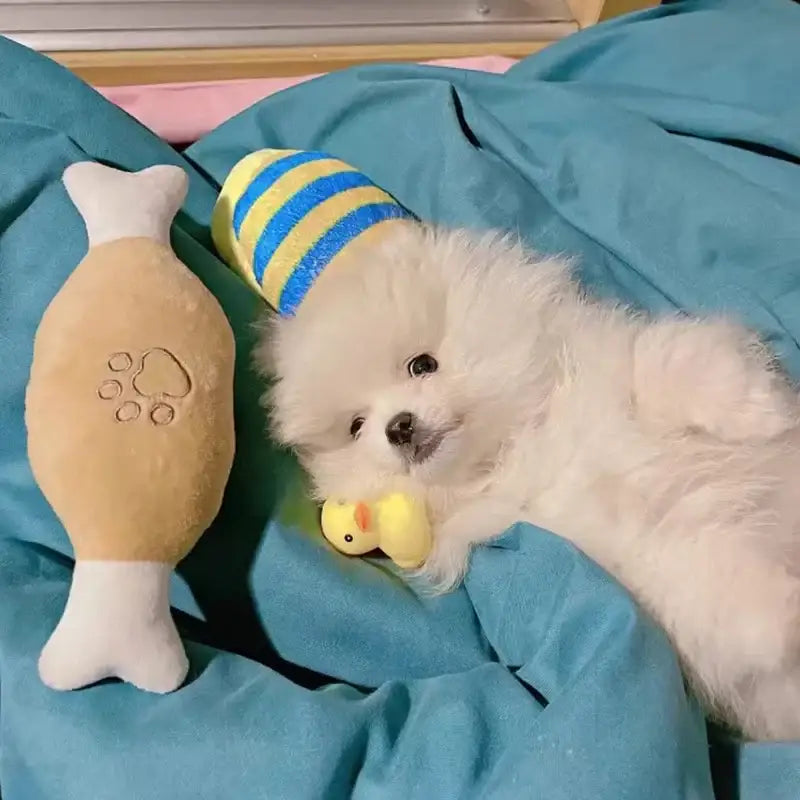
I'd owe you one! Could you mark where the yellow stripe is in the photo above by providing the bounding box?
[233,149,296,187]
[210,194,237,269]
[236,158,357,264]
[260,184,396,306]
[212,148,405,310]
[211,149,298,269]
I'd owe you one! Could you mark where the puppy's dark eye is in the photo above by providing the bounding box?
[350,416,365,439]
[408,353,438,378]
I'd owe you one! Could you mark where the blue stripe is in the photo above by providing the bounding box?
[278,202,408,315]
[251,171,374,283]
[232,151,330,236]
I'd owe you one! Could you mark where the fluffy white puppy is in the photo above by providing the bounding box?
[259,223,800,741]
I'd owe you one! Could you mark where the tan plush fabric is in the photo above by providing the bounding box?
[27,237,235,563]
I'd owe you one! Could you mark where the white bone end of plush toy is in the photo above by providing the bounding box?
[63,162,188,248]
[39,560,188,694]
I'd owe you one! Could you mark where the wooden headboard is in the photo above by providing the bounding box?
[2,0,657,86]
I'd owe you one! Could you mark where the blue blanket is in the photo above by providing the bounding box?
[2,1,800,797]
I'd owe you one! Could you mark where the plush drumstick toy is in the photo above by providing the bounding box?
[27,162,235,693]
[212,149,432,568]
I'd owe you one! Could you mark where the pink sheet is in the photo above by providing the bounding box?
[98,56,517,144]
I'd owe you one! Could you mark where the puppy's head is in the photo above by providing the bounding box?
[260,224,569,504]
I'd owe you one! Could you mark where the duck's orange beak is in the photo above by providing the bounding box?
[354,502,371,533]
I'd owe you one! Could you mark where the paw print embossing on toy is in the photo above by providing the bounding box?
[97,348,191,425]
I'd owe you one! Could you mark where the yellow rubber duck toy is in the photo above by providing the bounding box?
[320,493,432,569]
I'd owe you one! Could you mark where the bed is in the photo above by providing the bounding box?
[2,0,653,142]
[4,1,651,83]
[1,1,800,798]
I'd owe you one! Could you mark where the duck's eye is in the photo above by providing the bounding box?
[344,534,354,543]
[350,416,365,439]
[407,353,438,378]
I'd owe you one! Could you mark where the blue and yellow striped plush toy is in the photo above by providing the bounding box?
[211,149,413,315]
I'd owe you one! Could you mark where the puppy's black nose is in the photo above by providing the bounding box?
[386,411,416,447]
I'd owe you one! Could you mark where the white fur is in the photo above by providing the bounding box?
[260,223,800,740]
[39,560,188,693]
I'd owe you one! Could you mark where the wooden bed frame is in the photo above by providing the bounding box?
[40,0,656,86]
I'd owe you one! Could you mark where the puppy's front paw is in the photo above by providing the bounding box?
[420,536,472,594]
[419,500,523,593]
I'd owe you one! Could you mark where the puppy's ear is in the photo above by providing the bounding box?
[251,310,282,378]
[261,369,307,447]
